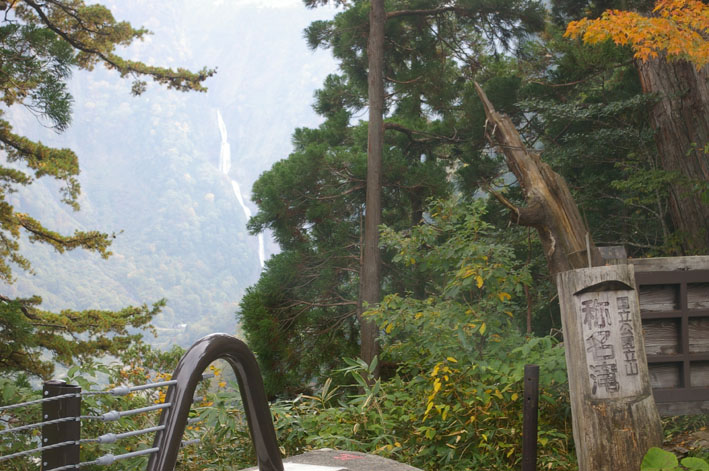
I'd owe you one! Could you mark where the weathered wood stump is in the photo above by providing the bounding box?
[557,264,662,471]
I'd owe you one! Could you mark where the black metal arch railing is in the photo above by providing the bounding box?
[147,333,284,471]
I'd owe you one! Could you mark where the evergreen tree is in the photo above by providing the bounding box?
[242,90,450,395]
[306,3,546,372]
[242,0,547,394]
[558,0,709,253]
[0,1,213,378]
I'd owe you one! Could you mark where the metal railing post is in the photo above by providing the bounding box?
[522,364,539,471]
[42,380,80,471]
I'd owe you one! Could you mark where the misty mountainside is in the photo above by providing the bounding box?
[2,0,336,348]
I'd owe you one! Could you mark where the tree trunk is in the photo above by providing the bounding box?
[474,83,604,276]
[358,0,385,376]
[636,58,709,254]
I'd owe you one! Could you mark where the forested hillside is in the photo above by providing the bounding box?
[4,0,337,348]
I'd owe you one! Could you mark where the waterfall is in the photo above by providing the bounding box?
[217,109,265,269]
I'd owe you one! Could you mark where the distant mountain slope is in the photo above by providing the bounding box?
[3,0,336,348]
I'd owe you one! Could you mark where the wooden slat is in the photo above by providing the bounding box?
[647,353,709,363]
[653,388,709,402]
[688,283,709,310]
[649,364,681,389]
[641,311,683,319]
[631,257,709,273]
[638,284,679,312]
[657,400,709,417]
[690,363,709,388]
[642,319,680,355]
[689,318,709,354]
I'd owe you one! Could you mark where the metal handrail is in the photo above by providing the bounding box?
[147,333,284,471]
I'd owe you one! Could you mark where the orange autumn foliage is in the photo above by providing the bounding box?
[565,0,709,68]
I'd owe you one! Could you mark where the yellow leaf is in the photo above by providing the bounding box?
[511,393,519,401]
[446,356,458,363]
[385,323,393,334]
[479,322,486,335]
[497,292,511,302]
[494,389,503,400]
[475,275,483,288]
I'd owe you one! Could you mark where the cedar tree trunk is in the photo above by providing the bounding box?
[637,58,709,254]
[359,0,385,375]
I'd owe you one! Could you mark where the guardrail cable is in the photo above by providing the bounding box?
[80,402,172,422]
[81,425,166,444]
[83,446,162,467]
[1,403,172,436]
[0,374,211,416]
[0,439,78,462]
[83,381,176,397]
[44,446,162,471]
[79,373,213,397]
[0,392,81,412]
[0,416,79,435]
[43,439,201,471]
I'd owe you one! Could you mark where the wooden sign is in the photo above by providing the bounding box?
[575,289,645,399]
[557,265,662,471]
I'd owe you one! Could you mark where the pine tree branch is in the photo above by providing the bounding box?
[387,6,460,19]
[384,121,463,144]
[385,75,422,84]
[23,0,214,92]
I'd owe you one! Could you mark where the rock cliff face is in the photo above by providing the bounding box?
[4,0,336,348]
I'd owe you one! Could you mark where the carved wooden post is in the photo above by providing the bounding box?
[557,264,662,471]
